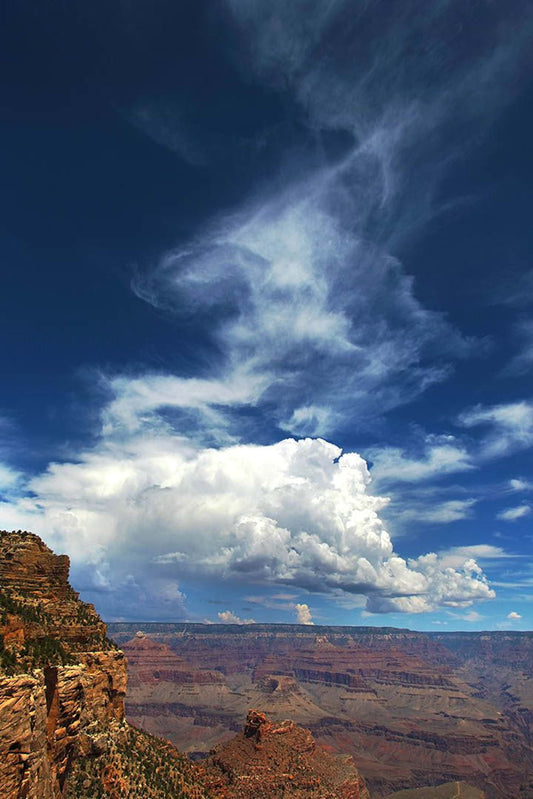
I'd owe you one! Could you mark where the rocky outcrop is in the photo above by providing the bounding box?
[0,653,127,798]
[0,672,53,798]
[202,709,370,798]
[0,530,126,798]
[0,530,111,666]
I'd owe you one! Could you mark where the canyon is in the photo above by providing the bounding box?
[0,530,369,798]
[109,623,533,797]
[1,527,531,798]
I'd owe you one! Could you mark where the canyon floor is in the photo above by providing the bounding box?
[109,622,533,798]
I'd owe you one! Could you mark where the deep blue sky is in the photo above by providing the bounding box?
[1,1,533,630]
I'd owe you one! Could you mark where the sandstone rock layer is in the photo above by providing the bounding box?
[0,530,126,798]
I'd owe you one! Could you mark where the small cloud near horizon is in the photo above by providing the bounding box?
[217,610,256,625]
[296,603,314,625]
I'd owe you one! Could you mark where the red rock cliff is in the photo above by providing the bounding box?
[0,530,127,798]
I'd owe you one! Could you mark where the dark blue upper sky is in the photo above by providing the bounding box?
[1,0,533,629]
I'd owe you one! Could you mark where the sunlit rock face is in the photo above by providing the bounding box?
[0,530,111,656]
[0,531,126,798]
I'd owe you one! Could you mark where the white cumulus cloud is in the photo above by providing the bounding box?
[296,603,313,625]
[218,610,255,624]
[2,436,495,617]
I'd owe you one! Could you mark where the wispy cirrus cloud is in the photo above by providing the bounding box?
[497,504,531,522]
[509,478,533,492]
[458,400,533,458]
[495,269,533,308]
[132,172,468,439]
[438,545,516,569]
[127,100,207,167]
[0,463,22,492]
[224,0,533,248]
[131,1,533,442]
[501,318,533,376]
[397,498,477,525]
[368,438,474,486]
[101,371,266,445]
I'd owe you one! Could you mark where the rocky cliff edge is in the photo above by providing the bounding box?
[0,530,129,797]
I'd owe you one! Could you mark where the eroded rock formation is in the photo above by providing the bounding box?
[202,709,370,798]
[0,530,127,798]
[122,633,225,688]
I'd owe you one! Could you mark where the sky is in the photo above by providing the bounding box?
[1,0,533,630]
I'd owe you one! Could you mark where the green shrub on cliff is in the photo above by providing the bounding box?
[0,589,49,625]
[23,636,76,668]
[0,644,17,673]
[67,724,212,799]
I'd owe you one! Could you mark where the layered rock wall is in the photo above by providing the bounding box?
[0,530,109,655]
[0,531,126,798]
[0,672,53,799]
[108,622,533,798]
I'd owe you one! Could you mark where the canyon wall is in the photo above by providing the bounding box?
[0,531,127,798]
[109,622,533,798]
